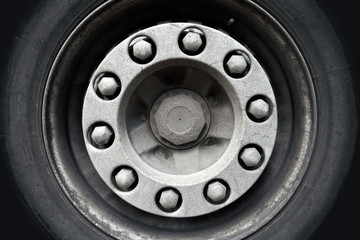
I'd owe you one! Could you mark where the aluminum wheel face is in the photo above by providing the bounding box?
[42,0,317,238]
[82,23,278,217]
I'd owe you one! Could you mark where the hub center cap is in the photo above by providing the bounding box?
[82,22,278,217]
[150,89,210,148]
[168,107,193,133]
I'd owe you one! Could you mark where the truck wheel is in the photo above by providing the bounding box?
[1,0,357,239]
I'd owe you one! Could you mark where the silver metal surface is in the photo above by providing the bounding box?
[44,1,317,238]
[181,28,205,53]
[90,125,113,147]
[158,189,181,212]
[240,147,262,168]
[226,54,248,75]
[97,76,120,97]
[114,168,137,191]
[248,99,270,120]
[151,89,208,146]
[129,37,154,62]
[82,23,278,217]
[206,181,229,204]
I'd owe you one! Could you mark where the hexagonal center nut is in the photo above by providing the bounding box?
[154,92,206,146]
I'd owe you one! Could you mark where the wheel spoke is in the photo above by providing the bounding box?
[129,122,159,155]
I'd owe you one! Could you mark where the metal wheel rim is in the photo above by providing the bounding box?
[42,0,316,238]
[82,22,278,217]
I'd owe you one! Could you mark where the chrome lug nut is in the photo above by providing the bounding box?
[157,188,182,212]
[205,180,229,204]
[224,52,249,78]
[180,28,206,55]
[248,98,270,120]
[114,167,138,191]
[240,146,263,169]
[129,36,156,63]
[90,125,114,148]
[97,76,120,98]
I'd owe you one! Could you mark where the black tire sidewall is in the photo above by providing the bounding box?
[1,0,111,239]
[251,1,357,239]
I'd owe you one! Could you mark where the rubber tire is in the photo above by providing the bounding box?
[0,0,358,239]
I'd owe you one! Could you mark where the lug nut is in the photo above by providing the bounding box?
[97,75,121,99]
[133,40,152,61]
[114,167,138,191]
[239,146,263,169]
[90,124,114,148]
[180,28,206,55]
[205,180,230,204]
[157,188,182,212]
[224,52,249,78]
[129,36,156,63]
[247,98,271,121]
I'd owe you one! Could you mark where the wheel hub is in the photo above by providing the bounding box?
[150,89,210,148]
[82,22,278,217]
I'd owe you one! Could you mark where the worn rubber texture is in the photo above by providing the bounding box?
[0,0,358,239]
[307,0,360,238]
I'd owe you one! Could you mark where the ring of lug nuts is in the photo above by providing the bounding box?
[82,23,278,217]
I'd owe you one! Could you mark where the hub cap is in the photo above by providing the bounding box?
[82,22,278,217]
[150,89,210,149]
